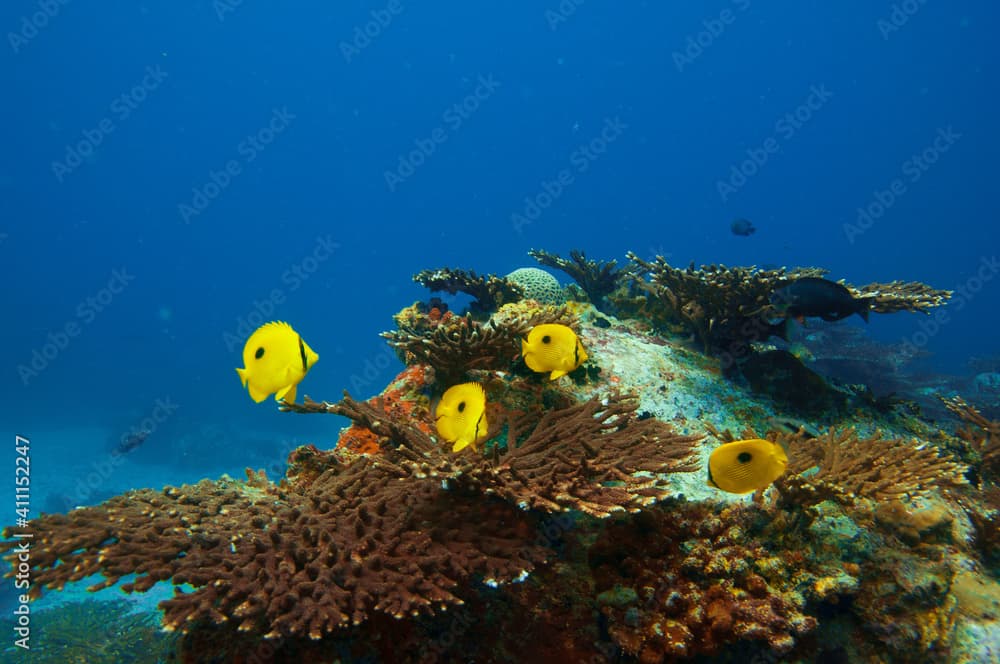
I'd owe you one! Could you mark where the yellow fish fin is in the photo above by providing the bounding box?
[276,383,298,403]
[236,367,248,388]
[246,382,269,403]
[452,438,471,453]
[549,369,568,380]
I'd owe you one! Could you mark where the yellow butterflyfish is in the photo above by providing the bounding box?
[521,323,588,380]
[235,321,319,404]
[707,438,787,494]
[435,382,489,452]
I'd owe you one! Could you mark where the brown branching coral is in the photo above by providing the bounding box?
[528,248,621,309]
[5,392,700,640]
[3,467,547,640]
[772,427,968,509]
[705,424,967,509]
[623,253,822,359]
[622,253,952,367]
[288,391,702,518]
[940,395,1000,471]
[851,280,953,314]
[413,267,523,314]
[380,305,578,385]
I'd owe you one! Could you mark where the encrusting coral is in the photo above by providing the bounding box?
[590,502,818,661]
[3,390,701,640]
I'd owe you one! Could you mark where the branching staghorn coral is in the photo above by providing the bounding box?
[940,395,1000,471]
[851,280,953,314]
[4,392,700,640]
[286,391,703,518]
[412,267,523,314]
[623,253,952,364]
[773,427,968,509]
[3,466,548,640]
[706,424,967,509]
[623,253,822,356]
[528,248,621,309]
[380,305,578,385]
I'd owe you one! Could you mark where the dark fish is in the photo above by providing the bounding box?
[730,218,756,236]
[116,429,150,454]
[771,277,870,323]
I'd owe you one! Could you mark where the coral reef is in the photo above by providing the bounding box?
[590,502,818,661]
[504,266,565,304]
[774,426,968,509]
[528,248,621,310]
[941,395,1000,473]
[284,390,703,517]
[621,253,952,369]
[3,250,992,662]
[4,389,700,641]
[707,424,968,511]
[380,304,577,385]
[3,468,549,639]
[412,267,523,314]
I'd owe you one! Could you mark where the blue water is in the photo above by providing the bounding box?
[1,2,997,514]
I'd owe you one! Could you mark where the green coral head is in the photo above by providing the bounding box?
[505,267,565,305]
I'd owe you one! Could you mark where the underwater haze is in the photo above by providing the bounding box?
[0,0,998,660]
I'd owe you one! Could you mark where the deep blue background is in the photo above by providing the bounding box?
[0,2,997,503]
